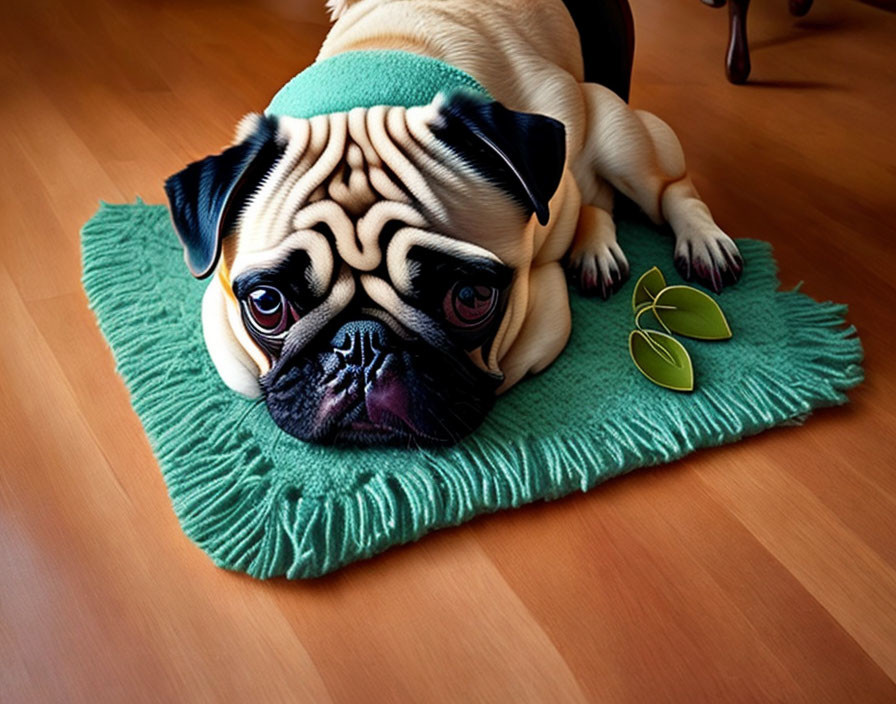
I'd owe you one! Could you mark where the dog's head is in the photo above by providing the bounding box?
[165,92,566,446]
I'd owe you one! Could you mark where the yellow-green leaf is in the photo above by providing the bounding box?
[631,266,666,312]
[629,330,694,392]
[653,285,733,340]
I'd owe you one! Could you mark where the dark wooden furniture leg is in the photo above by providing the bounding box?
[561,0,635,102]
[726,0,751,84]
[699,0,751,84]
[704,0,815,84]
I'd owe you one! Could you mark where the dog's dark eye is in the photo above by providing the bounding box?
[247,286,291,333]
[443,283,498,328]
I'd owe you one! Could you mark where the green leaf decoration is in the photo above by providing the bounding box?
[629,330,694,392]
[631,266,666,311]
[653,285,733,340]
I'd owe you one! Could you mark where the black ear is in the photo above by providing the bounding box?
[164,114,282,278]
[431,92,566,226]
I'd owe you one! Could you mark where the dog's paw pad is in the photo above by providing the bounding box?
[674,231,743,293]
[568,243,630,300]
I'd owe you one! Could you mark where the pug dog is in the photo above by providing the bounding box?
[165,0,743,447]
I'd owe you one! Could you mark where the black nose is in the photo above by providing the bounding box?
[329,319,391,373]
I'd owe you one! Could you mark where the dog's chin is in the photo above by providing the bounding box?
[259,319,500,448]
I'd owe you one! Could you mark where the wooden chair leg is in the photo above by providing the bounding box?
[704,0,815,84]
[726,0,751,84]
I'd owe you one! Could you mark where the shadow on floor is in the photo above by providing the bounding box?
[858,0,896,11]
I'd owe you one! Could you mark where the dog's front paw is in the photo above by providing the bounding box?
[567,242,630,300]
[673,227,743,293]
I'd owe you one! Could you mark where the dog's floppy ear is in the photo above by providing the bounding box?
[430,92,566,226]
[164,114,281,278]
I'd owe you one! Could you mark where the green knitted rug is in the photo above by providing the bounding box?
[81,202,863,579]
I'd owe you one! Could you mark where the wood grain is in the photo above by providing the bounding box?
[2,0,895,701]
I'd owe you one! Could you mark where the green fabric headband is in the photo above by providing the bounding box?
[265,49,491,118]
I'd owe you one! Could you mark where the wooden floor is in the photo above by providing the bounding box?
[2,0,895,701]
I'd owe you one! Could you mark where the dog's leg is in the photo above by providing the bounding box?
[577,84,742,292]
[566,182,630,299]
[635,109,743,291]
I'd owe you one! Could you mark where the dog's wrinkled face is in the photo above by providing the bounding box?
[165,92,566,446]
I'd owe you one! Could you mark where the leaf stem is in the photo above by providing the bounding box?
[636,302,672,335]
[634,304,655,330]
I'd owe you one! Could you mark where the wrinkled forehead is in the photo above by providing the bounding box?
[226,105,528,279]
